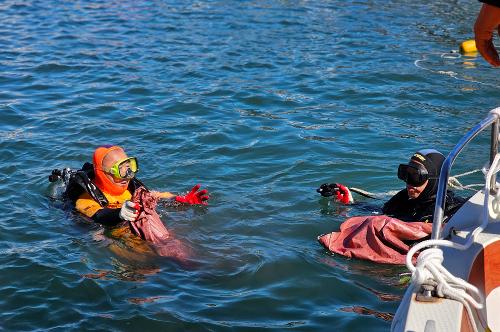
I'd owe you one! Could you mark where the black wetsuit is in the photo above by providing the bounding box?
[382,189,466,223]
[379,150,466,223]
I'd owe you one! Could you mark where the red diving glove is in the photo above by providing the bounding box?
[335,183,353,205]
[175,184,209,205]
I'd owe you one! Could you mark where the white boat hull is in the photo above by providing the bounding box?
[392,190,500,332]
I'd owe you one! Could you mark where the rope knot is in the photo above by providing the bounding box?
[412,248,443,285]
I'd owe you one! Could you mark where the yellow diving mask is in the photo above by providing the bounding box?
[104,157,139,179]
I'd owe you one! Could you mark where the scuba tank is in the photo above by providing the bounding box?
[48,168,73,199]
[48,163,109,206]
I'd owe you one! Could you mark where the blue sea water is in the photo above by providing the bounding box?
[1,0,500,331]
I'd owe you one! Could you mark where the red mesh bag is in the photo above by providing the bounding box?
[130,187,189,261]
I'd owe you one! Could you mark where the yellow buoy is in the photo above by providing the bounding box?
[460,40,478,54]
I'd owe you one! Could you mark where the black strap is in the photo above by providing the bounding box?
[73,172,108,207]
[61,162,148,208]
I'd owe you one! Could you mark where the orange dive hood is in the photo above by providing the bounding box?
[93,145,129,196]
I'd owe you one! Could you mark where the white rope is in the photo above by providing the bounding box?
[404,244,487,332]
[411,248,485,332]
[396,155,500,331]
[414,53,500,89]
[448,168,483,192]
[453,169,483,178]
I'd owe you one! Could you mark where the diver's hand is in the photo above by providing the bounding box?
[119,200,140,221]
[335,184,353,204]
[175,184,209,205]
[474,3,500,67]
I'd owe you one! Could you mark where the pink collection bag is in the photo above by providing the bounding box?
[318,215,432,265]
[130,187,189,262]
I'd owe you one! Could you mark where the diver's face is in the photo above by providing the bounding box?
[102,149,130,188]
[406,180,428,199]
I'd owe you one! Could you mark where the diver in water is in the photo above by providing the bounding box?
[318,149,466,223]
[55,145,209,226]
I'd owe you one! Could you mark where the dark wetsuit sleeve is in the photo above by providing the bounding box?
[353,201,383,215]
[91,208,123,226]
